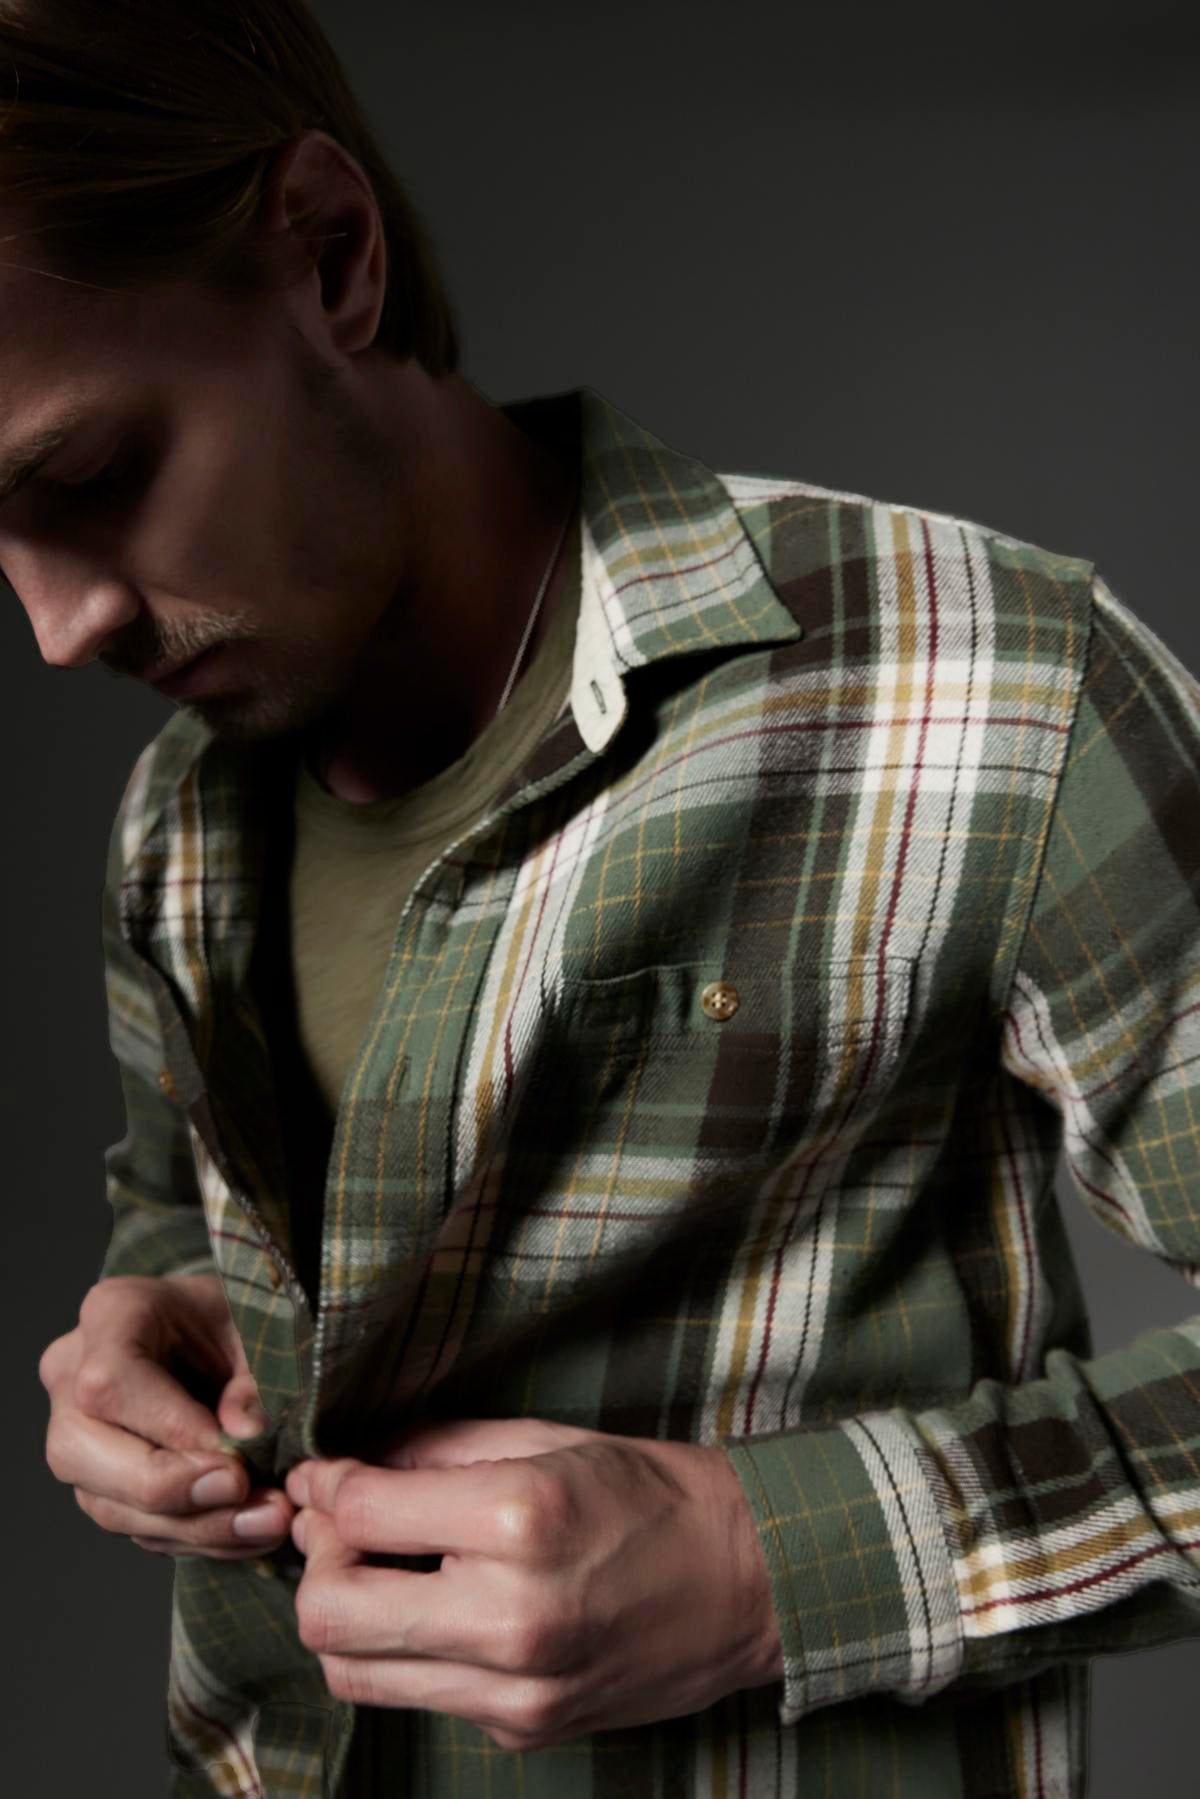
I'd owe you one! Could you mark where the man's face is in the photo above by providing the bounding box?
[0,246,408,740]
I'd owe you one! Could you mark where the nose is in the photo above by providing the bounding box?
[16,569,141,669]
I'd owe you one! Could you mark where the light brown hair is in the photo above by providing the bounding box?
[0,0,459,372]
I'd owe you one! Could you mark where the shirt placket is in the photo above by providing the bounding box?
[299,711,604,1460]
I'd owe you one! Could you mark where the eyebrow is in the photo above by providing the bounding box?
[0,406,93,506]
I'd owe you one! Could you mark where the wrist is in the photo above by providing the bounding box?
[705,1443,786,1688]
[650,1437,785,1692]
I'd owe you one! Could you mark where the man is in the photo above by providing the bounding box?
[22,3,1199,1795]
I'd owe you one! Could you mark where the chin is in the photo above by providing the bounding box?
[182,688,324,743]
[178,644,354,744]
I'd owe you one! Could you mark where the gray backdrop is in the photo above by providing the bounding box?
[5,2,1197,1791]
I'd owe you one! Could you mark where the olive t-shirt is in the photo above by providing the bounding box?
[250,510,581,1312]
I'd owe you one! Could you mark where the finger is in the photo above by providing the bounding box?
[130,1533,293,1562]
[70,1342,225,1455]
[75,1482,295,1550]
[47,1406,254,1515]
[286,1455,369,1510]
[293,1457,561,1560]
[294,1539,538,1670]
[294,1518,574,1731]
[217,1373,272,1440]
[312,1647,565,1746]
[293,1504,360,1570]
[287,1455,362,1511]
[37,1329,78,1392]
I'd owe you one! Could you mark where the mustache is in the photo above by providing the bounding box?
[99,620,244,683]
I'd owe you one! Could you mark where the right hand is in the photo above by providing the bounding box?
[39,1272,297,1560]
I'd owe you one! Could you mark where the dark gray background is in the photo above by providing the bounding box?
[5,2,1198,1790]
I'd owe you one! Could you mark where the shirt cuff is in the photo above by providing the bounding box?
[720,1409,965,1725]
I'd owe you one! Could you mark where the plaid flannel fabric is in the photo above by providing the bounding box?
[96,386,1200,1797]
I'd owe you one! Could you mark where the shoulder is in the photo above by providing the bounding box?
[717,464,1098,654]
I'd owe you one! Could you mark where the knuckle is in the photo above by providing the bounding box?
[294,1581,343,1656]
[493,1496,539,1556]
[500,1682,565,1740]
[77,1489,118,1531]
[496,1471,575,1559]
[493,1611,566,1676]
[185,1518,242,1553]
[333,1471,379,1546]
[130,1456,178,1515]
[37,1331,75,1390]
[78,1276,139,1321]
[73,1355,121,1416]
[320,1655,372,1705]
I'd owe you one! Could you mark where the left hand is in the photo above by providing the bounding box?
[285,1416,784,1750]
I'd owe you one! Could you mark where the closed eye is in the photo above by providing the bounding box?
[37,444,143,512]
[57,448,130,494]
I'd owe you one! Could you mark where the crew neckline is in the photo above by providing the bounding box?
[292,505,580,845]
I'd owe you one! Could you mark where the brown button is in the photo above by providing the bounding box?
[156,1067,177,1099]
[250,1557,274,1579]
[266,1260,283,1290]
[700,980,740,1022]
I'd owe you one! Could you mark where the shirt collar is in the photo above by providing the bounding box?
[502,385,806,752]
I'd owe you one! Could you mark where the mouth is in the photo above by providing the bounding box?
[148,643,226,699]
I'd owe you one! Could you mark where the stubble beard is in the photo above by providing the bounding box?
[179,632,352,743]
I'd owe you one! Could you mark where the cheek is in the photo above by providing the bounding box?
[149,427,292,606]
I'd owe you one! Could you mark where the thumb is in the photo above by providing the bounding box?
[217,1371,272,1440]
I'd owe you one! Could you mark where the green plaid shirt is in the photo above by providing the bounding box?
[97,386,1200,1798]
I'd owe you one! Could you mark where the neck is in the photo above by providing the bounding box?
[306,374,578,805]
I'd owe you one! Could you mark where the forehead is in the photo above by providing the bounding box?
[0,257,271,468]
[0,260,151,422]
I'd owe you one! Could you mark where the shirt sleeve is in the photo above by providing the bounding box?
[720,570,1200,1726]
[96,763,217,1285]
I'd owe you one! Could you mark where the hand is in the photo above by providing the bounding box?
[39,1272,296,1559]
[285,1416,784,1750]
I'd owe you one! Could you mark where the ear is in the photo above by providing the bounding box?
[256,127,388,361]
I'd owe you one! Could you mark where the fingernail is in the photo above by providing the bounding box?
[233,1504,284,1539]
[191,1468,243,1507]
[287,1468,311,1507]
[227,1406,271,1438]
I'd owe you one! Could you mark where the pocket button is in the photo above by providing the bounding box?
[700,980,740,1021]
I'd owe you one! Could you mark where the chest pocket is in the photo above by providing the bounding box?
[484,952,918,1278]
